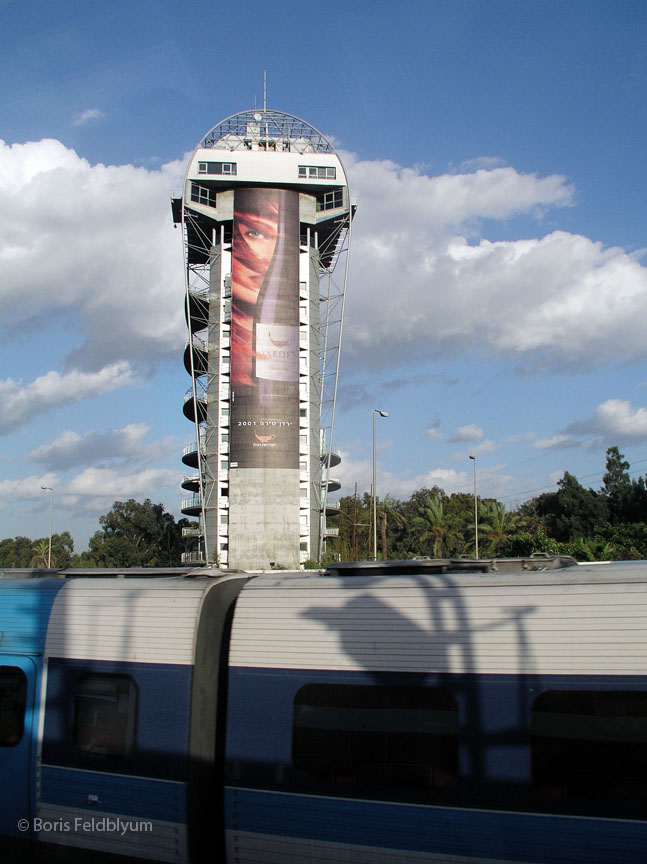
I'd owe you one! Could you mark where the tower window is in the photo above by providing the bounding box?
[190,183,216,207]
[298,166,336,180]
[316,190,343,211]
[198,161,237,175]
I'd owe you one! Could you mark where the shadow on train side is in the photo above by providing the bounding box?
[222,561,647,864]
[4,560,647,863]
[300,577,539,785]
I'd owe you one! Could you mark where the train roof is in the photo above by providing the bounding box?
[229,559,647,676]
[0,575,246,660]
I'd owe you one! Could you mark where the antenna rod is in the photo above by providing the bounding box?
[263,70,267,111]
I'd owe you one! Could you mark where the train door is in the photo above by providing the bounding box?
[0,658,37,845]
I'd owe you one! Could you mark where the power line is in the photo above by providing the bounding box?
[449,413,647,500]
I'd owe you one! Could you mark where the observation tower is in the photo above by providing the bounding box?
[172,109,353,569]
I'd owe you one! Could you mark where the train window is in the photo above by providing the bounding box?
[74,675,137,759]
[292,684,458,791]
[0,667,27,747]
[532,690,647,806]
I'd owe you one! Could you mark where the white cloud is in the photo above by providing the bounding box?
[343,154,574,233]
[4,139,642,387]
[453,439,502,460]
[0,461,181,536]
[0,139,186,371]
[0,363,136,434]
[26,423,157,470]
[532,434,574,450]
[340,153,647,375]
[72,108,106,127]
[529,399,647,456]
[458,156,507,172]
[334,450,514,503]
[563,399,647,446]
[0,472,59,503]
[64,466,179,498]
[447,423,483,443]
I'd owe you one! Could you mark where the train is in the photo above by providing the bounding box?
[2,556,647,864]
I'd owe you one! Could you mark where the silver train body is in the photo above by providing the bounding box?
[1,557,647,863]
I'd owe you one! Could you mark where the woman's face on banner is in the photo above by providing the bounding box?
[233,206,279,306]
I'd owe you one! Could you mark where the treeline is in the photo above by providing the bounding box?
[2,448,647,568]
[0,499,195,568]
[328,447,647,563]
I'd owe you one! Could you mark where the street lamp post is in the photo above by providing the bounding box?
[41,486,54,568]
[468,456,479,559]
[372,409,388,561]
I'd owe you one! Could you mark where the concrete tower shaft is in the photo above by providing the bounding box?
[173,109,353,569]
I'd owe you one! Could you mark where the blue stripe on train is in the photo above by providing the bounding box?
[0,579,66,655]
[225,786,647,864]
[41,766,186,823]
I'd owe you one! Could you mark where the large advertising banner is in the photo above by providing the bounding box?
[230,187,300,469]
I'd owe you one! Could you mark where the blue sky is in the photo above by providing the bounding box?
[2,0,647,552]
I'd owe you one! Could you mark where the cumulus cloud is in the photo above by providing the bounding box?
[0,138,185,371]
[453,439,502,460]
[0,465,180,521]
[64,465,179,498]
[0,363,136,435]
[447,423,483,443]
[563,399,647,447]
[72,108,106,127]
[26,423,161,470]
[532,434,574,450]
[0,473,59,505]
[529,399,647,455]
[4,139,640,387]
[334,449,471,501]
[341,153,647,375]
[457,156,507,172]
[343,154,574,233]
[334,450,515,503]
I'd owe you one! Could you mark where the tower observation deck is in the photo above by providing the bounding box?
[172,109,353,569]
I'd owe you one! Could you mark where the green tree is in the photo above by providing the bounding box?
[560,536,616,562]
[0,536,35,567]
[411,493,452,558]
[30,539,54,567]
[88,499,186,567]
[602,446,632,524]
[534,472,609,542]
[596,522,647,560]
[50,531,74,568]
[500,525,561,557]
[478,500,522,557]
[377,494,407,560]
[444,493,477,557]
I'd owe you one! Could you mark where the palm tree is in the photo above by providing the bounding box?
[412,494,449,558]
[569,536,615,562]
[478,501,521,556]
[30,538,55,568]
[377,494,406,560]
